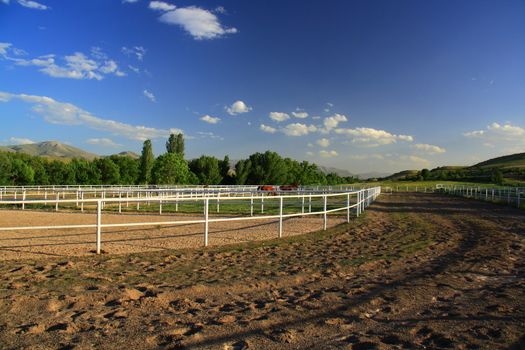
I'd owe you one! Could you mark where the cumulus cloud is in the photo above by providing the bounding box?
[86,138,121,147]
[196,131,223,141]
[411,143,446,154]
[143,89,156,102]
[464,122,525,153]
[269,112,289,122]
[291,111,308,119]
[226,100,251,115]
[316,138,330,148]
[1,43,126,80]
[335,127,414,147]
[319,150,338,158]
[399,155,430,167]
[200,114,220,124]
[260,124,277,134]
[149,1,175,11]
[121,46,146,61]
[281,123,317,136]
[323,113,348,132]
[156,6,237,40]
[3,137,35,145]
[0,91,184,141]
[16,0,48,10]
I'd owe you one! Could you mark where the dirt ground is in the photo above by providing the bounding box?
[0,210,347,260]
[0,193,524,349]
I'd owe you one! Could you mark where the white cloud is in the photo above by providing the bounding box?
[200,114,220,124]
[269,112,289,122]
[323,113,348,132]
[335,127,414,146]
[0,91,184,141]
[226,100,251,115]
[464,122,525,152]
[4,137,35,145]
[1,44,125,80]
[316,138,330,148]
[121,46,146,61]
[281,123,317,136]
[411,143,446,154]
[399,155,430,167]
[306,151,314,157]
[260,124,277,134]
[17,0,47,10]
[143,89,156,102]
[86,138,121,147]
[149,1,175,11]
[291,111,308,119]
[158,6,237,40]
[122,0,139,3]
[319,150,338,158]
[128,65,140,74]
[196,131,223,141]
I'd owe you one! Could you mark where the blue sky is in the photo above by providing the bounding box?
[1,0,524,174]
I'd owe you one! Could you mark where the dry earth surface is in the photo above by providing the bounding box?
[0,193,524,350]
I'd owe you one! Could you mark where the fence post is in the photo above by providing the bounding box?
[250,196,254,216]
[119,192,122,213]
[346,193,350,223]
[22,191,26,210]
[323,195,327,230]
[55,193,59,211]
[96,200,102,254]
[301,195,305,214]
[261,196,264,214]
[204,198,209,247]
[159,197,162,215]
[279,196,283,238]
[217,192,220,213]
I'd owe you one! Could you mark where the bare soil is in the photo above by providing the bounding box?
[0,210,347,260]
[0,193,524,349]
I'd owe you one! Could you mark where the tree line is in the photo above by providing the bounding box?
[0,134,358,186]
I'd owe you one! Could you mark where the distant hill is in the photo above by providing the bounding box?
[357,171,390,180]
[113,151,140,159]
[383,170,420,181]
[472,152,525,169]
[0,141,98,160]
[317,165,355,177]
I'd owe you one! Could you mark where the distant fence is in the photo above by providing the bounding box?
[436,184,524,209]
[0,186,381,255]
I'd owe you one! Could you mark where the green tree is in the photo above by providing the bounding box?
[110,155,139,184]
[491,169,504,185]
[166,134,177,154]
[189,155,222,185]
[95,158,120,184]
[139,140,155,184]
[234,159,251,185]
[70,159,101,185]
[176,133,185,158]
[420,168,430,180]
[246,151,288,184]
[30,157,49,185]
[151,153,190,184]
[0,153,13,185]
[10,158,35,185]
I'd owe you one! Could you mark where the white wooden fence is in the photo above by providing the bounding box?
[0,186,381,254]
[436,184,523,208]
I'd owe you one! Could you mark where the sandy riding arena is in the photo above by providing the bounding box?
[0,210,347,260]
[0,193,524,349]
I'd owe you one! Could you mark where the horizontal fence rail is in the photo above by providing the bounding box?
[436,184,524,209]
[0,186,381,255]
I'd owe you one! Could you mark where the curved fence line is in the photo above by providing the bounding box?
[0,186,381,255]
[436,184,523,209]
